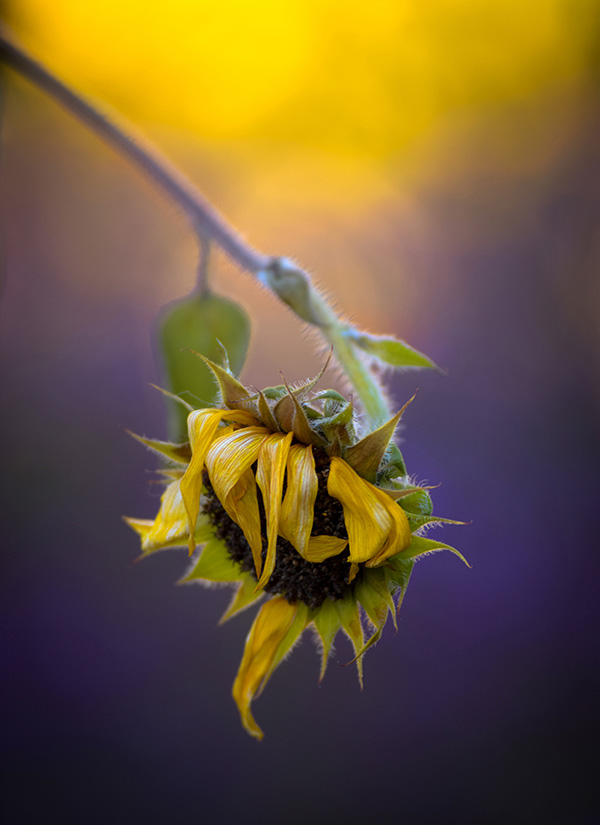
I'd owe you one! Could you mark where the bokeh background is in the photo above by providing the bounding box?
[1,2,599,823]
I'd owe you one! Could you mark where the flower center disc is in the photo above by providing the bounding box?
[201,457,352,609]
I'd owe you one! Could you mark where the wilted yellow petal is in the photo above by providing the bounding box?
[128,479,188,553]
[180,410,227,553]
[302,535,348,562]
[187,408,257,449]
[279,444,317,557]
[232,596,298,740]
[364,485,412,567]
[257,601,310,695]
[255,432,293,590]
[182,411,264,555]
[218,467,264,577]
[328,457,411,566]
[206,426,270,501]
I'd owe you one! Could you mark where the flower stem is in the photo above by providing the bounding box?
[0,29,392,429]
[301,285,392,428]
[0,29,269,274]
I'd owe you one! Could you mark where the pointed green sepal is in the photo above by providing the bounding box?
[384,557,415,613]
[344,410,402,482]
[313,597,341,681]
[189,350,251,408]
[258,391,281,432]
[399,535,471,567]
[405,513,468,532]
[397,487,434,517]
[149,384,198,413]
[356,567,396,632]
[180,538,243,582]
[219,577,265,624]
[126,430,192,465]
[335,592,365,688]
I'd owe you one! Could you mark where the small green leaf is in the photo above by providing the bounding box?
[158,290,251,440]
[349,330,436,369]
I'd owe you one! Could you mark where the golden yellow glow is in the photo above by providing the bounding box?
[11,0,593,152]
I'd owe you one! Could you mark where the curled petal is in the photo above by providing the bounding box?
[129,479,189,553]
[217,467,264,577]
[232,596,300,740]
[327,457,411,566]
[279,444,318,557]
[255,432,293,590]
[303,535,348,562]
[181,411,264,555]
[180,410,228,553]
[206,426,270,501]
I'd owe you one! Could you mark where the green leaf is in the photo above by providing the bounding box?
[349,330,437,369]
[158,290,251,440]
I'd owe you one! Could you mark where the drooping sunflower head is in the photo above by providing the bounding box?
[126,353,467,739]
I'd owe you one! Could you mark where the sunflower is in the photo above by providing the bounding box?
[126,354,466,739]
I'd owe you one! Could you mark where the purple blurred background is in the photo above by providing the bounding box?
[1,35,599,825]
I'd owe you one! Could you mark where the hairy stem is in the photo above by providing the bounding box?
[0,30,269,274]
[0,29,392,429]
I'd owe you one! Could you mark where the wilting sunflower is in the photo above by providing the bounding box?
[126,354,466,739]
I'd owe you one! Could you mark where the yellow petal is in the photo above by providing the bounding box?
[181,408,261,553]
[327,457,411,566]
[232,596,298,740]
[257,601,310,697]
[128,479,188,553]
[187,408,257,449]
[255,432,293,590]
[279,444,317,557]
[218,467,264,577]
[364,484,412,567]
[180,410,227,553]
[206,426,270,501]
[302,535,348,562]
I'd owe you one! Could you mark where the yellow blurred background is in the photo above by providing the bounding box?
[2,0,598,387]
